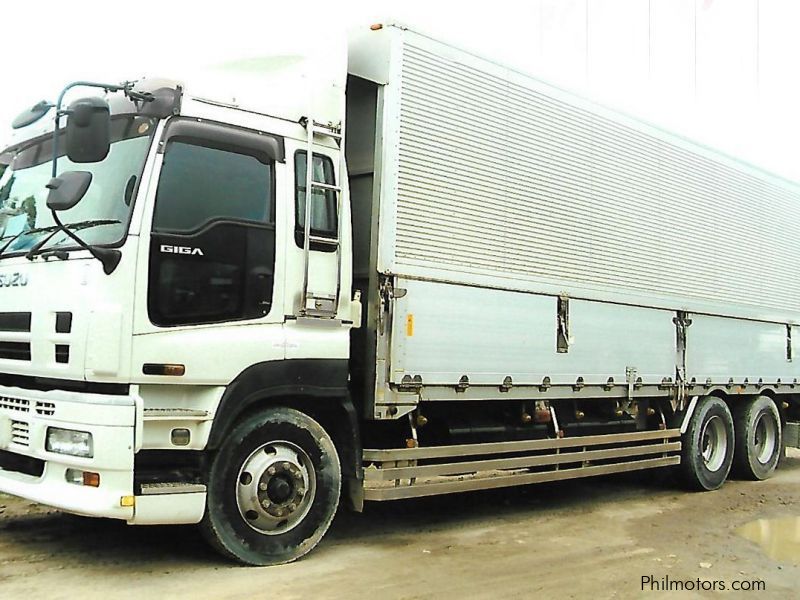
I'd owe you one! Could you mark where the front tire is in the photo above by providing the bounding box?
[731,395,782,480]
[680,395,734,491]
[200,407,341,565]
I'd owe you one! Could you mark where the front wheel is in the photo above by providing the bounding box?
[731,395,782,480]
[200,407,341,565]
[680,395,734,491]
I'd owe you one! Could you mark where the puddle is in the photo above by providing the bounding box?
[737,517,800,563]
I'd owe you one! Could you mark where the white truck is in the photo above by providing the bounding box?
[0,23,798,565]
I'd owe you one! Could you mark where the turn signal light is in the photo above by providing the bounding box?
[142,363,186,376]
[65,468,100,487]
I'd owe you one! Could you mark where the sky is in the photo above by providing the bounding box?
[1,0,798,182]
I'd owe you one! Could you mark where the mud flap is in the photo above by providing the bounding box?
[785,422,800,449]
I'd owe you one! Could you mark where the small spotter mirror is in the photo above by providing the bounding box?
[11,100,53,130]
[65,97,111,163]
[46,171,93,212]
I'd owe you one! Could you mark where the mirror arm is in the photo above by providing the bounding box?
[45,79,138,274]
[49,209,121,275]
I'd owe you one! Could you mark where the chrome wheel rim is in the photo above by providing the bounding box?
[753,412,778,465]
[236,441,316,535]
[701,415,727,472]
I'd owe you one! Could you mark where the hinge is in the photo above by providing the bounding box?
[380,277,407,302]
[302,293,337,318]
[556,294,570,353]
[626,365,639,391]
[673,311,692,386]
[398,374,423,393]
[377,277,406,332]
[673,311,693,336]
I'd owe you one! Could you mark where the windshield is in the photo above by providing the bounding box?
[0,115,156,257]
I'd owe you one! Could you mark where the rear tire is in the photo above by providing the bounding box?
[200,407,341,565]
[731,395,782,480]
[680,395,734,491]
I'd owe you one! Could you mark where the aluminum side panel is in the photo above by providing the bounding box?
[686,315,800,382]
[390,279,675,386]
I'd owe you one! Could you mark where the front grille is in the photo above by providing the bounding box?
[10,420,29,446]
[55,312,73,334]
[0,396,30,412]
[35,401,55,416]
[0,312,31,332]
[0,396,56,417]
[0,341,31,361]
[55,345,70,364]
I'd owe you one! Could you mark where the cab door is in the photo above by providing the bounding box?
[130,118,288,384]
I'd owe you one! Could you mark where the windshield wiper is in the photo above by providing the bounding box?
[24,219,121,261]
[0,225,60,258]
[67,218,120,231]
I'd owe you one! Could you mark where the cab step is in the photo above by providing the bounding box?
[142,408,211,421]
[139,482,207,495]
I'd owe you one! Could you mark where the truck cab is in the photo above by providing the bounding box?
[0,67,361,564]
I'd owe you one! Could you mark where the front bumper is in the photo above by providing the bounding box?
[0,384,136,520]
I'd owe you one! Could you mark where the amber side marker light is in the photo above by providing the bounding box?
[370,23,383,31]
[143,363,186,376]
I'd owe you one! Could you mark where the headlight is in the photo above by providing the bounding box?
[46,427,93,458]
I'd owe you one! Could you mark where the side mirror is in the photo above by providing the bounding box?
[11,100,53,129]
[46,171,92,211]
[65,97,110,163]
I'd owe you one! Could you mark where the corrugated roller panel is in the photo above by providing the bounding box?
[388,38,800,319]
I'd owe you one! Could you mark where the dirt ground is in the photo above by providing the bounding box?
[0,451,798,600]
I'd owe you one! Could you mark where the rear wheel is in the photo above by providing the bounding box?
[731,395,782,480]
[680,395,734,491]
[200,407,341,565]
